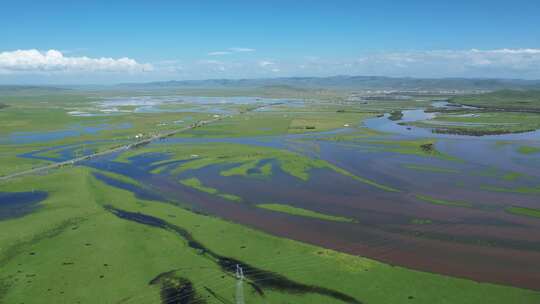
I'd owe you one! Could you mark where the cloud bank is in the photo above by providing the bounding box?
[2,48,540,83]
[185,48,540,80]
[0,49,152,73]
[343,49,540,78]
[208,47,256,56]
[198,49,540,79]
[229,47,255,52]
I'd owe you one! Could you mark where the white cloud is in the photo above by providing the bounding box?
[199,59,223,65]
[256,60,281,74]
[346,48,540,78]
[229,47,255,52]
[3,48,540,83]
[153,60,184,73]
[474,48,540,54]
[207,47,256,56]
[0,49,152,73]
[236,49,540,79]
[208,51,231,56]
[258,60,275,67]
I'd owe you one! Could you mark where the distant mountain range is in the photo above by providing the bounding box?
[118,75,540,91]
[2,76,540,93]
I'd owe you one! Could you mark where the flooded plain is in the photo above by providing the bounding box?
[67,95,303,116]
[0,191,48,220]
[16,101,540,290]
[0,123,132,144]
[364,102,540,140]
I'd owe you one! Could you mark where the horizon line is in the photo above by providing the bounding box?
[2,74,540,88]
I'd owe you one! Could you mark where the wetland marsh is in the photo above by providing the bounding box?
[1,88,540,303]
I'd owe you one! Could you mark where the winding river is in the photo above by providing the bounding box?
[364,102,540,140]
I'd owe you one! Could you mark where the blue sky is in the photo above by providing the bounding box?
[1,0,539,83]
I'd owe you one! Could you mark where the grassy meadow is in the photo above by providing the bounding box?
[1,167,539,303]
[2,87,540,303]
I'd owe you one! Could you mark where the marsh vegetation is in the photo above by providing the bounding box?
[1,87,540,303]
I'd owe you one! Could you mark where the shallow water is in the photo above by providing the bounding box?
[98,95,303,115]
[0,123,132,144]
[68,128,540,289]
[18,139,128,162]
[12,100,540,289]
[0,191,48,220]
[364,102,540,140]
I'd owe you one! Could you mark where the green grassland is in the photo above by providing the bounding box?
[319,128,384,140]
[220,160,272,177]
[287,111,371,134]
[317,132,460,161]
[518,146,540,155]
[1,167,539,303]
[416,194,473,208]
[410,111,540,135]
[94,169,142,187]
[2,87,540,303]
[180,177,219,194]
[257,204,356,223]
[178,108,374,138]
[0,144,53,176]
[182,112,291,137]
[0,89,446,178]
[505,206,540,219]
[118,85,351,101]
[472,166,532,183]
[361,139,459,160]
[401,90,540,135]
[481,184,540,195]
[502,172,527,182]
[452,90,540,112]
[179,177,243,202]
[0,91,214,176]
[364,139,441,157]
[410,218,433,225]
[339,98,435,113]
[0,103,210,135]
[402,163,460,173]
[118,142,399,192]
